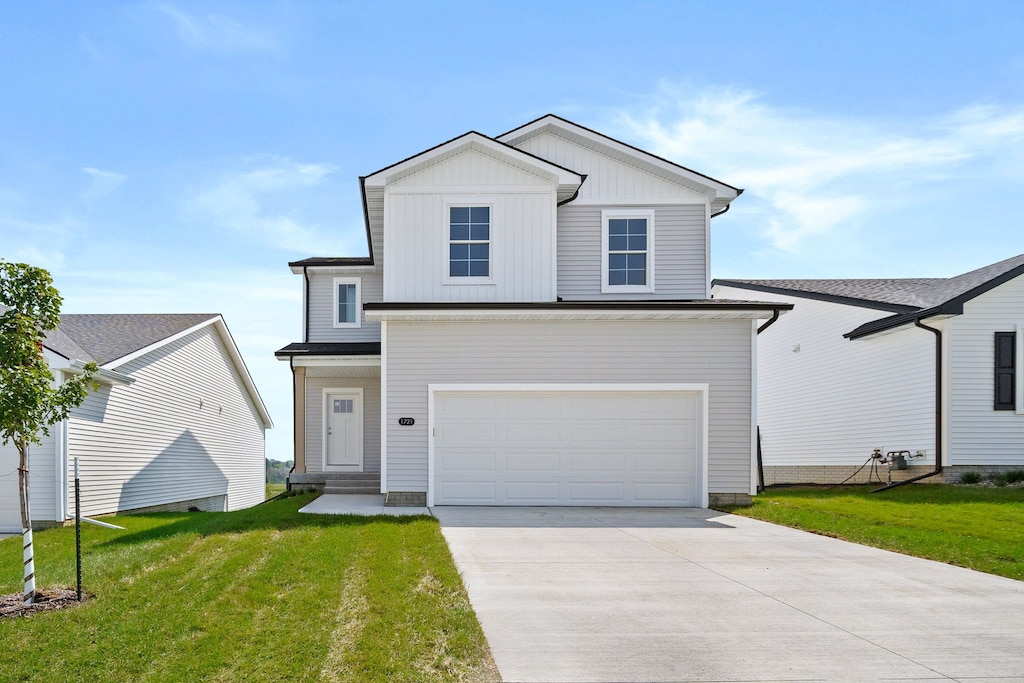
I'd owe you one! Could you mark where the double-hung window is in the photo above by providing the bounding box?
[602,209,655,293]
[333,277,361,328]
[448,206,490,279]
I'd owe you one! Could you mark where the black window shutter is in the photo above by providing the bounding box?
[995,331,1016,410]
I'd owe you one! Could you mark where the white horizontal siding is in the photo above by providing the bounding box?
[511,131,708,203]
[384,188,556,302]
[307,269,383,342]
[0,433,57,531]
[384,319,752,495]
[715,286,935,467]
[558,204,707,299]
[947,275,1024,466]
[67,325,267,517]
[303,375,381,474]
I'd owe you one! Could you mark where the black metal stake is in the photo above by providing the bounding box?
[74,457,82,602]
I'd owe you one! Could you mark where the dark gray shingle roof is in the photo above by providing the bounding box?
[46,314,219,365]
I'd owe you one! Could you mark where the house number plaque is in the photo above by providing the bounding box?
[398,417,415,426]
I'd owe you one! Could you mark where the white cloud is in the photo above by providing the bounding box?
[617,87,1024,253]
[82,167,128,202]
[151,4,279,54]
[187,156,342,254]
[0,214,76,271]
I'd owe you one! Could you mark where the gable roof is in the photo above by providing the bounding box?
[714,252,1024,339]
[44,313,272,427]
[496,114,742,211]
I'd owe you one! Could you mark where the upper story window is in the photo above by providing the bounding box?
[333,277,361,328]
[602,209,655,293]
[448,206,490,280]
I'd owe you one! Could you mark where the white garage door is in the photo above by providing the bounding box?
[0,444,22,532]
[433,389,699,506]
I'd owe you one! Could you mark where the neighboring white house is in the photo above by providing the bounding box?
[713,253,1024,485]
[276,114,790,507]
[0,313,273,533]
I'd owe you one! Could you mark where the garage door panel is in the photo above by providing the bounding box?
[434,390,699,507]
[441,451,497,472]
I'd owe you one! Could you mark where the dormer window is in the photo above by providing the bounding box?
[602,209,655,293]
[448,206,491,280]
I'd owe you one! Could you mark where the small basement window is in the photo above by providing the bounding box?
[333,277,361,329]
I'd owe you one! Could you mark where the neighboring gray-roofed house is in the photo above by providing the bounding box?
[1,314,272,533]
[713,253,1024,485]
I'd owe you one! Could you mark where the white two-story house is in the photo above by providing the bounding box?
[275,115,789,507]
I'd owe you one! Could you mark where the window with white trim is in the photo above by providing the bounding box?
[333,277,361,328]
[448,206,490,279]
[602,209,655,293]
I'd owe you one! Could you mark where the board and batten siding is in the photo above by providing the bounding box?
[383,149,558,303]
[947,275,1024,466]
[66,325,266,517]
[715,286,935,466]
[307,268,383,342]
[303,374,381,474]
[557,204,707,299]
[510,131,709,204]
[384,319,754,496]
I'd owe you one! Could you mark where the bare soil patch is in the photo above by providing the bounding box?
[0,589,88,619]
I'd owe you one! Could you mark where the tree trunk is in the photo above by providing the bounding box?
[18,439,36,606]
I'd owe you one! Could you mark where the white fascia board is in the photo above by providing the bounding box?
[497,116,738,202]
[291,356,381,368]
[66,361,135,386]
[289,265,377,275]
[365,308,784,322]
[363,133,582,189]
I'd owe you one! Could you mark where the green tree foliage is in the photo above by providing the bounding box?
[0,261,98,603]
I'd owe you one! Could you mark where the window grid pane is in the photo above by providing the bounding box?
[608,217,647,287]
[450,205,490,278]
[338,284,357,323]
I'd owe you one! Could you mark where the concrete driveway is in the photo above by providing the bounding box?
[435,506,1024,683]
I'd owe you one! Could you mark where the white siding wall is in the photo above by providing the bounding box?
[67,325,267,517]
[557,204,707,299]
[947,276,1024,466]
[715,286,935,466]
[303,374,381,474]
[383,150,558,302]
[511,132,708,204]
[0,432,57,531]
[307,269,383,342]
[384,319,753,495]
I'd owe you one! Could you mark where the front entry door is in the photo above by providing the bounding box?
[325,390,363,470]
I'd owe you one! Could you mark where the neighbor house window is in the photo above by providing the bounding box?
[995,331,1016,410]
[448,206,490,279]
[333,277,361,328]
[602,209,655,293]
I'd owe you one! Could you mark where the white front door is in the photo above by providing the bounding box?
[325,390,363,470]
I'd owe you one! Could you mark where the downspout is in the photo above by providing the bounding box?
[710,203,731,219]
[302,266,310,343]
[754,308,783,492]
[287,355,296,492]
[872,318,943,492]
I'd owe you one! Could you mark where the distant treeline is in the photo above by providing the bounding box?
[266,458,294,484]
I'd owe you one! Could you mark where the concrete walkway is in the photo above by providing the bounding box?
[298,494,431,517]
[435,506,1024,683]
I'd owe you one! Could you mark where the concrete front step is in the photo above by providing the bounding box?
[323,485,381,495]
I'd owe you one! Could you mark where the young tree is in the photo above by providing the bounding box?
[0,261,97,605]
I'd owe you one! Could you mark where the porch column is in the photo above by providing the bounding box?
[292,365,307,473]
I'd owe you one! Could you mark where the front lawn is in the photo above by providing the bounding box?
[0,494,497,682]
[724,485,1024,581]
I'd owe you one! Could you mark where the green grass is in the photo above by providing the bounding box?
[724,485,1024,580]
[265,482,286,499]
[0,494,497,682]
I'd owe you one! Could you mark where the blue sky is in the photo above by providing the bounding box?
[4,1,1024,459]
